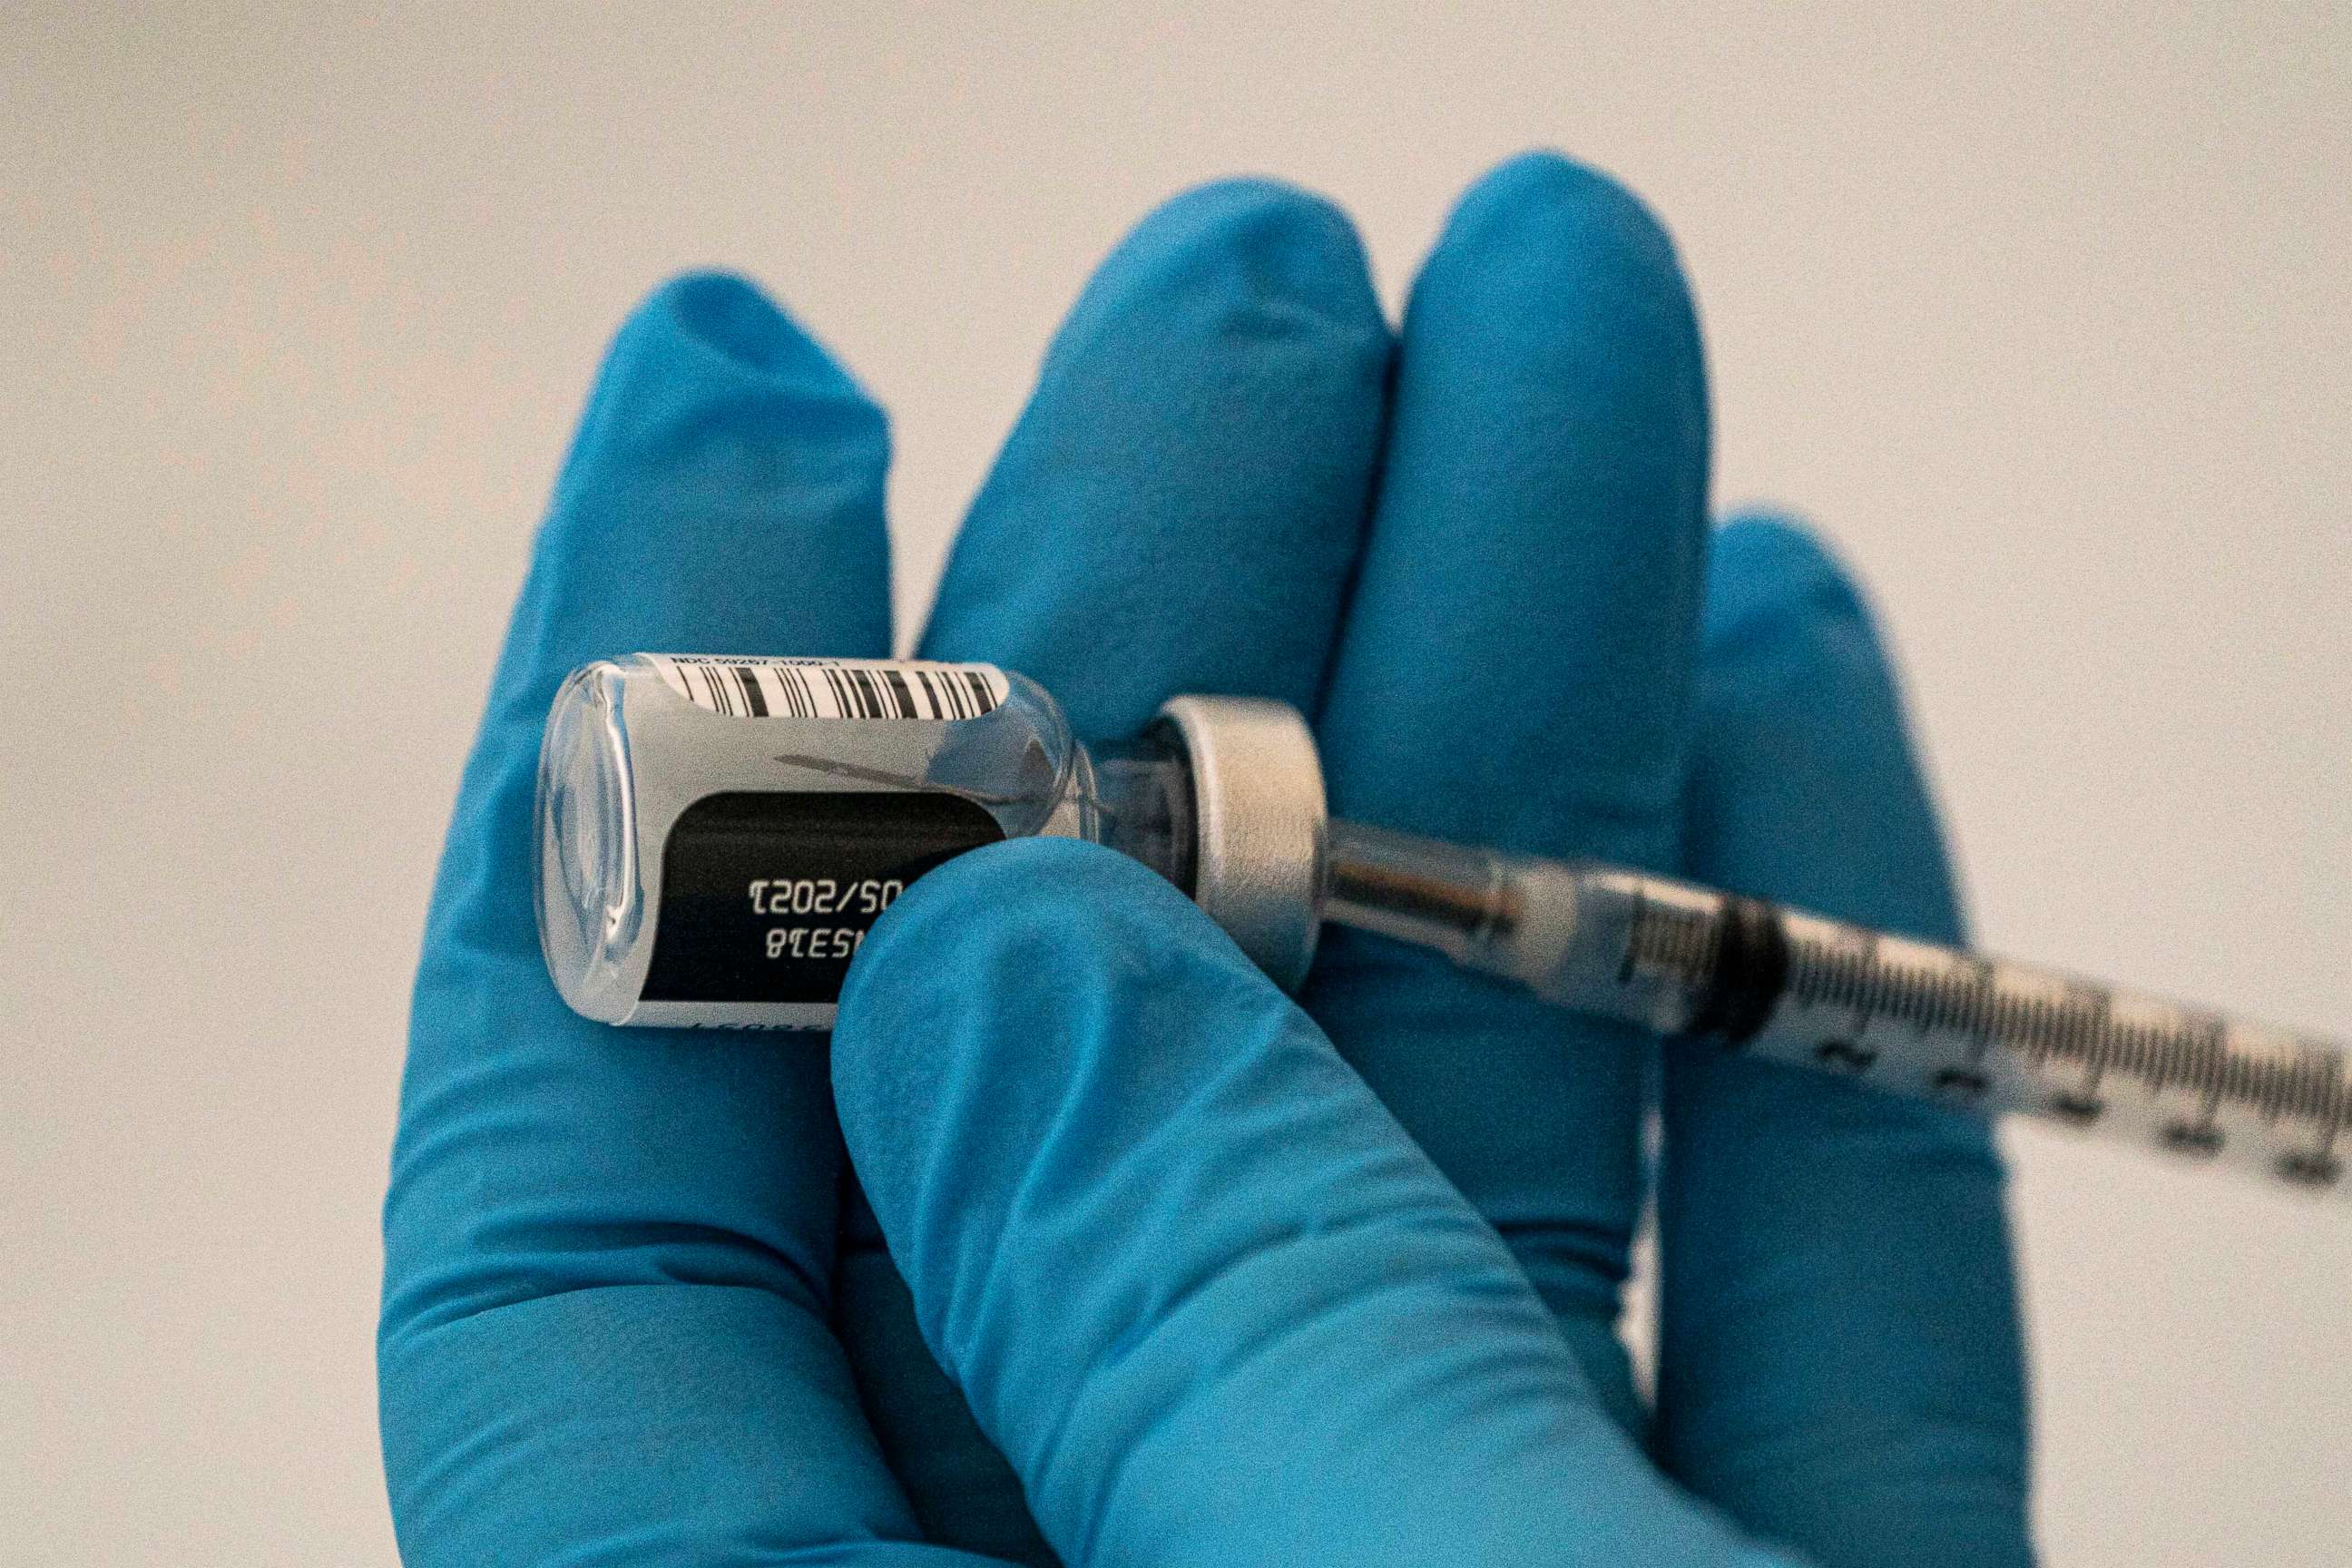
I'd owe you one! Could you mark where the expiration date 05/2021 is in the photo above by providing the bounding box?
[750,877,906,960]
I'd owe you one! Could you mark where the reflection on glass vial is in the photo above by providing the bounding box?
[535,654,1193,1028]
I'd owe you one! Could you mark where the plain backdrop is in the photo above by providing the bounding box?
[3,5,2345,1564]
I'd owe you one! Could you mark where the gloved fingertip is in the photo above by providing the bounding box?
[1059,175,1384,348]
[1433,150,1690,302]
[558,270,886,498]
[655,270,867,389]
[917,176,1385,742]
[834,838,1249,1155]
[1703,512,1880,662]
[844,835,1198,991]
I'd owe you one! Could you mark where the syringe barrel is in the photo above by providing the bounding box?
[1748,906,2347,1193]
[1322,819,2347,1195]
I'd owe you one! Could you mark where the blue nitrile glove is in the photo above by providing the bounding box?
[381,154,2032,1566]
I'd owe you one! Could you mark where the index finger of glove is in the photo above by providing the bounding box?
[844,181,1391,1558]
[834,838,1802,1568]
[917,176,1390,734]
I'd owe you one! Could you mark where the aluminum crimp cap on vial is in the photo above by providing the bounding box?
[1154,694,1328,992]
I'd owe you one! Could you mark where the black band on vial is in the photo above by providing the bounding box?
[1687,897,1790,1047]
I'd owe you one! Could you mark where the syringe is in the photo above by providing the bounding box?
[536,654,2346,1198]
[1323,819,2347,1196]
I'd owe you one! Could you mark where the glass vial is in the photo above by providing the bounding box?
[536,654,1200,1028]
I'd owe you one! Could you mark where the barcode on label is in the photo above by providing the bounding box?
[647,655,1008,720]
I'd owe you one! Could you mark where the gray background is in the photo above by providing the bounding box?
[4,5,2345,1563]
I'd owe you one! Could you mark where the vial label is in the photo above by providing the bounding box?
[648,655,1008,720]
[642,791,1006,1005]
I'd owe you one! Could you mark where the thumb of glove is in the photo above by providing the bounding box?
[833,838,1798,1568]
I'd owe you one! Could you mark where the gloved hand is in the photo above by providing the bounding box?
[381,154,2032,1566]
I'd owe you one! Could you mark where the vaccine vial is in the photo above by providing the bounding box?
[536,654,1324,1027]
